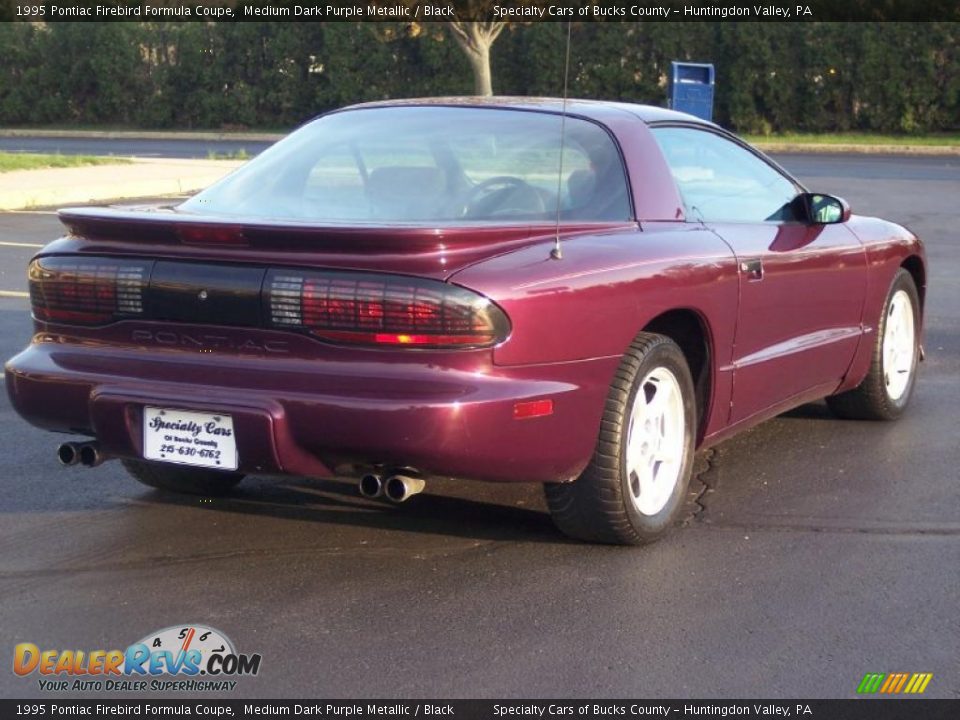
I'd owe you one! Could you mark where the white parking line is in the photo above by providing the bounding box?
[0,241,44,248]
[0,290,29,298]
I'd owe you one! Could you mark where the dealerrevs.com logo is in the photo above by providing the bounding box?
[13,624,261,693]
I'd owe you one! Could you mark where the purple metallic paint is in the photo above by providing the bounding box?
[4,99,926,486]
[710,221,868,424]
[6,325,619,483]
[54,213,623,280]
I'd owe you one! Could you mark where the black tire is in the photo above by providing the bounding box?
[826,269,920,421]
[545,333,697,545]
[122,459,244,496]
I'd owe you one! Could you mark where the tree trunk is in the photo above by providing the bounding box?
[465,43,492,96]
[447,21,504,97]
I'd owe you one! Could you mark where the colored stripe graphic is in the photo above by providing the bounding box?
[858,672,932,694]
[857,673,885,694]
[890,673,907,693]
[895,674,910,693]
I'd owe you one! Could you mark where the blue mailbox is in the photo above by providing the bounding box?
[668,62,716,122]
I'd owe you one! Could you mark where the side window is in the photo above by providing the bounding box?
[652,127,800,223]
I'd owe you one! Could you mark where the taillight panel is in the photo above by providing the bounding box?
[29,257,152,325]
[28,256,510,350]
[265,269,510,349]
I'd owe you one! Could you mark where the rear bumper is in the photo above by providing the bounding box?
[5,339,618,484]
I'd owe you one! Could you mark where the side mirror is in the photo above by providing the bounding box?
[803,193,851,224]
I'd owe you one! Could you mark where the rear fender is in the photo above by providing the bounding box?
[449,224,738,367]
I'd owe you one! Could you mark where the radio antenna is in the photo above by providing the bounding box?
[550,20,573,261]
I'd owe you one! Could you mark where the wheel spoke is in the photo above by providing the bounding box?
[888,305,900,338]
[630,458,654,500]
[645,379,672,417]
[625,413,648,477]
[629,469,642,500]
[652,447,674,465]
[625,439,642,479]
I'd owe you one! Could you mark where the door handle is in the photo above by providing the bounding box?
[740,259,764,281]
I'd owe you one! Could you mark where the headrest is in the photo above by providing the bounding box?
[367,166,445,220]
[567,168,597,207]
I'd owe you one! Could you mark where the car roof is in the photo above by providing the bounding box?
[343,96,718,128]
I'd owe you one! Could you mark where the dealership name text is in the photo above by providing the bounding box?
[493,5,812,19]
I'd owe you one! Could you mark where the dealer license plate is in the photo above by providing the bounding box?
[143,407,238,471]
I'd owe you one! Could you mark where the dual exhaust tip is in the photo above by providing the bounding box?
[58,444,421,503]
[359,473,425,503]
[57,441,105,468]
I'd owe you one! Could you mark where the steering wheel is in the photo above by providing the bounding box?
[461,176,547,219]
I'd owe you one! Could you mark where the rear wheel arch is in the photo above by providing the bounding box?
[545,331,697,544]
[641,308,712,441]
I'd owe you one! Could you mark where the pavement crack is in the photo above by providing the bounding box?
[681,447,720,526]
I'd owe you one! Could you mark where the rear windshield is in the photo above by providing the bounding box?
[180,106,632,224]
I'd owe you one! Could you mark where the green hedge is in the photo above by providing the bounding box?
[0,22,956,133]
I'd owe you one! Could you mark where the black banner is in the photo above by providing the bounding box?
[2,700,960,719]
[1,0,959,23]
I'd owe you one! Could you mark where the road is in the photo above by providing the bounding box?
[3,134,957,183]
[0,136,275,159]
[0,154,957,699]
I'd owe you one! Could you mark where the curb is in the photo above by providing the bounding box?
[3,129,957,156]
[753,142,960,156]
[0,129,284,142]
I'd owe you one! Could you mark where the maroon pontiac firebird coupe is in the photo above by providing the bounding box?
[5,98,925,544]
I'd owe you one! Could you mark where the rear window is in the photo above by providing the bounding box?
[181,106,632,224]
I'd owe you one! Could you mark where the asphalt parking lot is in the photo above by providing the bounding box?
[0,154,957,699]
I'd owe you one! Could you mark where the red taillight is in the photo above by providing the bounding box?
[29,257,151,325]
[176,224,246,246]
[266,270,509,349]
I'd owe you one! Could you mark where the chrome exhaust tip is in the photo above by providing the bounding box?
[57,442,81,467]
[78,442,105,468]
[359,473,384,498]
[383,475,425,503]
